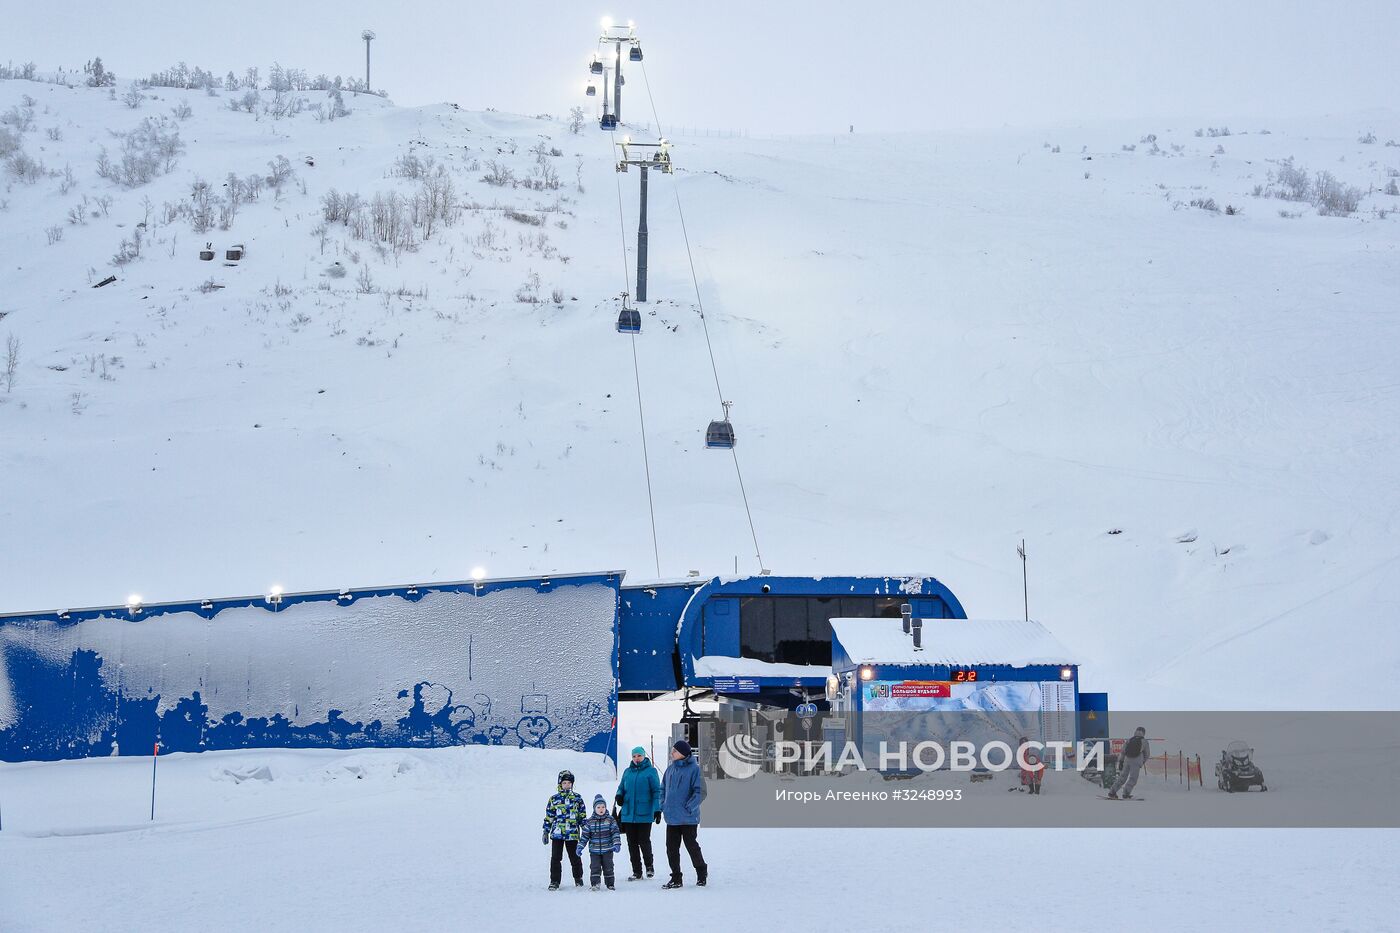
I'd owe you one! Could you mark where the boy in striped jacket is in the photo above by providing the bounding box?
[576,793,623,890]
[542,770,586,890]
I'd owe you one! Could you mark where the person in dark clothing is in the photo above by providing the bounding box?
[542,769,586,889]
[660,739,708,889]
[577,794,623,890]
[615,745,662,880]
[1109,726,1151,799]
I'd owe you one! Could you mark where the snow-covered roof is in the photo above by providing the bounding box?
[692,656,831,679]
[829,618,1075,667]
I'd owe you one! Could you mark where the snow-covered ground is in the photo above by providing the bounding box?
[2,735,1396,931]
[3,76,1399,929]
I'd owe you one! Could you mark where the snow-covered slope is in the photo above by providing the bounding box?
[2,78,1398,708]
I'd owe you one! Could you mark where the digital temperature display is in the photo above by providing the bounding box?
[950,669,979,682]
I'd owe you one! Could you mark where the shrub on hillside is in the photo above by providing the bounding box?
[1312,172,1362,216]
[85,58,117,87]
[4,148,45,183]
[482,160,514,187]
[504,209,543,226]
[146,62,221,91]
[96,116,184,188]
[1270,158,1312,201]
[1,98,37,133]
[1252,158,1364,217]
[392,152,435,179]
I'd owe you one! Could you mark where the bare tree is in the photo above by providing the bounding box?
[266,155,294,191]
[3,334,19,393]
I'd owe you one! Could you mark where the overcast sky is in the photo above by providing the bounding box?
[6,1,1398,133]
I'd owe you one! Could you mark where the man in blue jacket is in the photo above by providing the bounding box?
[660,739,708,889]
[615,746,662,880]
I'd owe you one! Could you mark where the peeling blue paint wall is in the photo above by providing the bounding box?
[0,573,621,763]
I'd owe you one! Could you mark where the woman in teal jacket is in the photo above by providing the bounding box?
[614,746,662,880]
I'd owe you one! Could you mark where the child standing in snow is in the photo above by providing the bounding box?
[542,769,587,890]
[1018,736,1045,795]
[576,793,622,890]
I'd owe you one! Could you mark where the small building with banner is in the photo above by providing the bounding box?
[828,616,1081,768]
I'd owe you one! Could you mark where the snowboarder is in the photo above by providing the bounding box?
[660,739,708,889]
[615,745,662,880]
[1108,727,1150,799]
[576,793,623,890]
[542,769,586,889]
[1018,737,1045,795]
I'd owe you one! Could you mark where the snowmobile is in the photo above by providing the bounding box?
[1215,740,1266,792]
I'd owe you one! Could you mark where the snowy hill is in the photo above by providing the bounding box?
[2,77,1398,708]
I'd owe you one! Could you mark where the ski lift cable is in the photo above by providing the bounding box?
[636,62,722,407]
[637,59,766,572]
[729,444,765,572]
[603,121,662,577]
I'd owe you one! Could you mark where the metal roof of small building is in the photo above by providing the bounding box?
[830,617,1075,667]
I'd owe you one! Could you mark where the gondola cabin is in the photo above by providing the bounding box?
[705,419,736,449]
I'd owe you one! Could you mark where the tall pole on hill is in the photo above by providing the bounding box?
[616,138,672,302]
[637,160,649,301]
[613,40,623,124]
[592,20,640,127]
[362,29,376,93]
[1018,539,1029,621]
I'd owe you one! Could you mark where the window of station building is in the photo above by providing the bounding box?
[739,595,919,667]
[738,597,775,662]
[774,598,810,665]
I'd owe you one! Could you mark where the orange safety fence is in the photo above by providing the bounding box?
[1143,750,1204,789]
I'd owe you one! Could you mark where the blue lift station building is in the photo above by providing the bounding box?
[0,571,1102,765]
